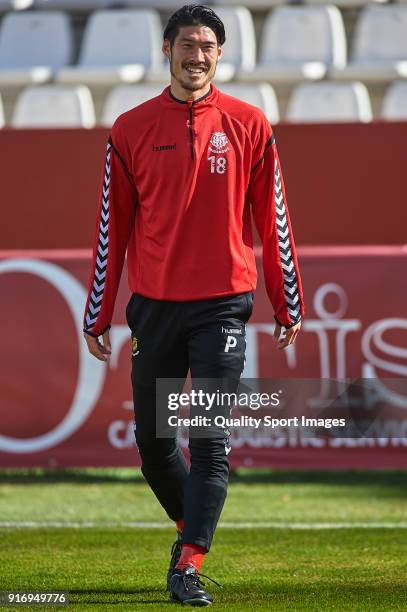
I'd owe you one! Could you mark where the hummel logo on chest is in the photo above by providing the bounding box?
[152,144,177,152]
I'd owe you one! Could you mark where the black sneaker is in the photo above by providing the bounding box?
[169,565,222,606]
[166,532,183,592]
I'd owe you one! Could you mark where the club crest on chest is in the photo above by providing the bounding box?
[208,132,230,154]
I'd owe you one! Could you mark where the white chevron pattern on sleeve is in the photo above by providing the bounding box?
[84,141,111,332]
[274,159,301,325]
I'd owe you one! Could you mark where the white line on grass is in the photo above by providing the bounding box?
[1,521,407,529]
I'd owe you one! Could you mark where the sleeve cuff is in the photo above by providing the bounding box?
[83,324,111,338]
[274,315,302,329]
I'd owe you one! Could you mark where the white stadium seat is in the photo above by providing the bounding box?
[0,11,73,87]
[101,84,163,126]
[238,6,346,84]
[219,83,279,124]
[331,6,407,82]
[381,81,407,120]
[12,85,96,127]
[286,82,372,122]
[147,6,256,84]
[0,0,33,11]
[57,9,164,86]
[212,7,256,82]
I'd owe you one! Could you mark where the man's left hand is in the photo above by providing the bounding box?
[273,320,301,350]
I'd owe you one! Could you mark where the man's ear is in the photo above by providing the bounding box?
[162,39,171,60]
[217,46,223,61]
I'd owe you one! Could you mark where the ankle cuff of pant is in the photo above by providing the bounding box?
[181,538,209,552]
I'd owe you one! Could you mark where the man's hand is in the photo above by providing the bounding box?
[83,329,111,362]
[273,320,301,350]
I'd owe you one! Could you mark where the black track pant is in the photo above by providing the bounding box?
[126,291,253,551]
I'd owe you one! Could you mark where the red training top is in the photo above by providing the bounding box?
[83,84,304,337]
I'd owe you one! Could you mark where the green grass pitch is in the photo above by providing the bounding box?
[0,469,406,611]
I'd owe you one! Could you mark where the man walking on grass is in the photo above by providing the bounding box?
[83,4,304,606]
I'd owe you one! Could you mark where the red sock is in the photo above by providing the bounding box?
[175,519,184,534]
[176,544,207,572]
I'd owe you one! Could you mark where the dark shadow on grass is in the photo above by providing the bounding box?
[0,468,145,484]
[68,587,174,605]
[69,588,163,594]
[70,601,173,606]
[226,581,407,598]
[229,468,407,490]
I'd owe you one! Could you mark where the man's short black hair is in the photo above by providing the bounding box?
[163,4,226,47]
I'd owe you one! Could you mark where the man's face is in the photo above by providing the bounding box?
[163,25,222,92]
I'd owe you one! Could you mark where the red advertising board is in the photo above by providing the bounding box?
[0,247,406,469]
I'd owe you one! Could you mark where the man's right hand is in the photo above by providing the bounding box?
[83,329,111,362]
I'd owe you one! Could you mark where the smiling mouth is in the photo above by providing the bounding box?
[184,65,207,75]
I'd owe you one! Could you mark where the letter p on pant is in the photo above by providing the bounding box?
[224,336,237,352]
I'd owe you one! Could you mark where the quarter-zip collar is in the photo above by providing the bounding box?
[160,83,219,114]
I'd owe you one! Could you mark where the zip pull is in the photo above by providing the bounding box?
[187,99,194,160]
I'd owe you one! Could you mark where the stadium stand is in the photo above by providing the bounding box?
[219,83,280,123]
[57,9,164,85]
[331,6,407,81]
[237,6,346,84]
[286,81,372,122]
[11,84,96,127]
[0,2,406,123]
[381,81,407,120]
[0,11,73,86]
[35,0,112,10]
[101,83,162,126]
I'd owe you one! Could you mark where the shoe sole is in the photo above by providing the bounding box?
[170,595,212,606]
